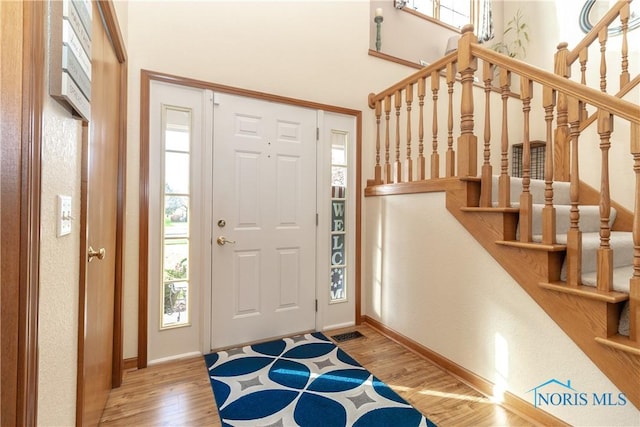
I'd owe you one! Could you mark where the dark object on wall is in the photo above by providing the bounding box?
[512,140,545,180]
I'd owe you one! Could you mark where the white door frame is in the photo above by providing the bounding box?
[315,111,358,332]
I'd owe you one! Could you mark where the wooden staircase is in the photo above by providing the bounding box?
[363,0,640,410]
[444,177,640,407]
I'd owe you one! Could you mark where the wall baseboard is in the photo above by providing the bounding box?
[362,315,568,427]
[123,357,138,371]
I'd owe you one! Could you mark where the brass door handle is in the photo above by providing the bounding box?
[88,246,106,262]
[216,236,236,246]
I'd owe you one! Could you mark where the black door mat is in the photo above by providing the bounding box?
[331,331,365,342]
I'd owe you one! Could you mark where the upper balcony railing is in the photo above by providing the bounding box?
[554,0,638,181]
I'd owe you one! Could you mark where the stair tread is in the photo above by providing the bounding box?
[539,281,629,302]
[495,240,566,252]
[460,207,519,213]
[595,335,640,356]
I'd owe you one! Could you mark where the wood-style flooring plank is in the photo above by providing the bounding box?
[100,325,535,426]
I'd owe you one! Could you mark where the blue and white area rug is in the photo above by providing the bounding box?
[204,332,436,427]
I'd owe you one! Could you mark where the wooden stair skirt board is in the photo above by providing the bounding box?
[445,179,640,410]
[362,316,569,427]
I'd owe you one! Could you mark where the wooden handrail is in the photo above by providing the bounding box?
[579,73,640,132]
[368,31,639,125]
[567,0,631,64]
[471,45,640,124]
[368,52,457,108]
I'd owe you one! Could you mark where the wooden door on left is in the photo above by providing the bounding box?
[76,2,126,425]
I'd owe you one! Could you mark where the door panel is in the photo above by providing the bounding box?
[79,2,120,424]
[211,94,317,349]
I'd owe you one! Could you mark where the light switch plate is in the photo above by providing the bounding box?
[58,195,72,237]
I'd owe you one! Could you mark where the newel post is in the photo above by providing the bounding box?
[456,24,478,177]
[554,42,571,181]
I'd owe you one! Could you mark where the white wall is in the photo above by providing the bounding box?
[369,0,459,65]
[37,6,84,425]
[38,97,83,427]
[363,192,640,426]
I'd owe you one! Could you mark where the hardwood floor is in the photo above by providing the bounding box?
[100,324,536,426]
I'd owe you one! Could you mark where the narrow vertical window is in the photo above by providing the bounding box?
[161,107,191,329]
[330,131,348,302]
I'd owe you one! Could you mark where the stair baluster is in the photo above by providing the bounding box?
[405,84,414,182]
[579,48,589,121]
[599,28,608,93]
[597,110,614,292]
[480,61,493,207]
[631,123,640,343]
[430,72,439,179]
[374,100,382,185]
[519,77,534,242]
[542,87,557,245]
[620,2,630,88]
[567,96,583,286]
[446,62,455,177]
[394,90,402,183]
[554,42,571,182]
[418,77,426,180]
[498,68,511,208]
[384,95,391,184]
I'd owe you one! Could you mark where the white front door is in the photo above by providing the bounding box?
[211,93,317,349]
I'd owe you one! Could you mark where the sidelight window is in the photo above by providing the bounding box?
[161,107,192,329]
[330,130,348,303]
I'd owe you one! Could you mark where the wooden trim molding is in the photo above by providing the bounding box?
[123,357,138,371]
[20,4,45,424]
[96,0,127,63]
[137,71,150,369]
[138,69,363,361]
[367,49,423,70]
[17,1,44,425]
[0,1,45,424]
[355,111,363,324]
[362,315,569,427]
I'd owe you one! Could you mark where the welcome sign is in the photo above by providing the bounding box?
[330,197,346,300]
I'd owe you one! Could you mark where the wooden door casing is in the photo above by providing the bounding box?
[0,1,44,425]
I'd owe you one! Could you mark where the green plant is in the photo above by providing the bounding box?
[164,258,187,314]
[491,9,530,59]
[165,258,187,280]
